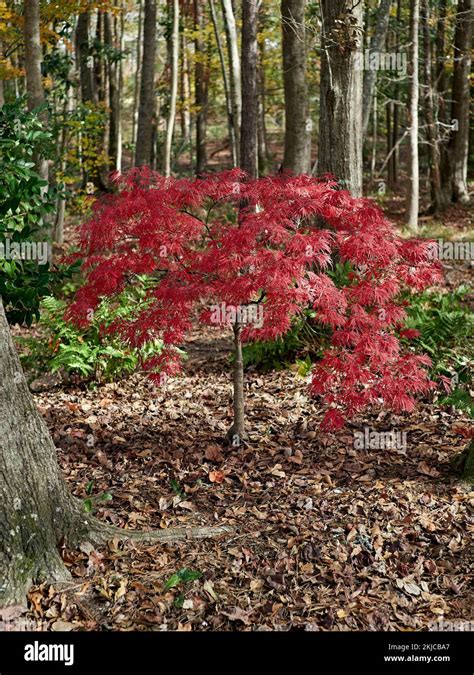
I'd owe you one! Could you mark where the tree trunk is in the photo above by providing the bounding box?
[226,323,245,446]
[135,0,157,167]
[194,0,207,176]
[76,13,96,105]
[105,12,120,172]
[221,0,241,165]
[164,0,179,177]
[421,0,446,212]
[362,0,392,140]
[180,25,192,147]
[240,0,259,178]
[132,0,143,148]
[318,0,363,197]
[210,0,237,165]
[24,0,49,186]
[388,0,401,190]
[257,38,269,174]
[0,40,5,107]
[281,0,311,174]
[449,0,472,203]
[406,0,420,232]
[0,298,88,608]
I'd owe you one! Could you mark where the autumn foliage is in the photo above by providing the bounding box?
[69,168,441,430]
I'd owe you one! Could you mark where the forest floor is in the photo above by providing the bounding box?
[11,203,474,632]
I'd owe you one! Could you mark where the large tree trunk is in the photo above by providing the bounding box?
[362,0,392,140]
[135,0,157,167]
[281,0,311,174]
[0,298,87,608]
[221,0,241,165]
[406,0,420,232]
[318,0,363,197]
[240,0,259,178]
[164,0,179,177]
[194,0,207,176]
[449,0,472,204]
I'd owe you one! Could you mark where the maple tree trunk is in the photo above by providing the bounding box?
[406,0,420,232]
[362,0,392,140]
[318,0,363,197]
[449,0,472,204]
[240,0,259,178]
[227,323,245,446]
[135,0,157,166]
[281,0,311,174]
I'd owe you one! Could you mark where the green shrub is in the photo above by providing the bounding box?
[17,281,167,383]
[402,286,473,415]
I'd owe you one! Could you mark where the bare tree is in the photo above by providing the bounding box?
[362,0,392,139]
[135,0,157,166]
[406,0,420,231]
[318,0,364,196]
[281,0,311,174]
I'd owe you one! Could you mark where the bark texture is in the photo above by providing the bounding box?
[194,0,207,175]
[281,0,311,174]
[240,0,259,178]
[449,0,472,203]
[135,0,157,166]
[76,13,96,105]
[318,0,363,197]
[406,0,420,231]
[221,0,241,164]
[0,298,85,607]
[24,0,49,184]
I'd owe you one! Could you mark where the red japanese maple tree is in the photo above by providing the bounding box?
[68,168,440,442]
